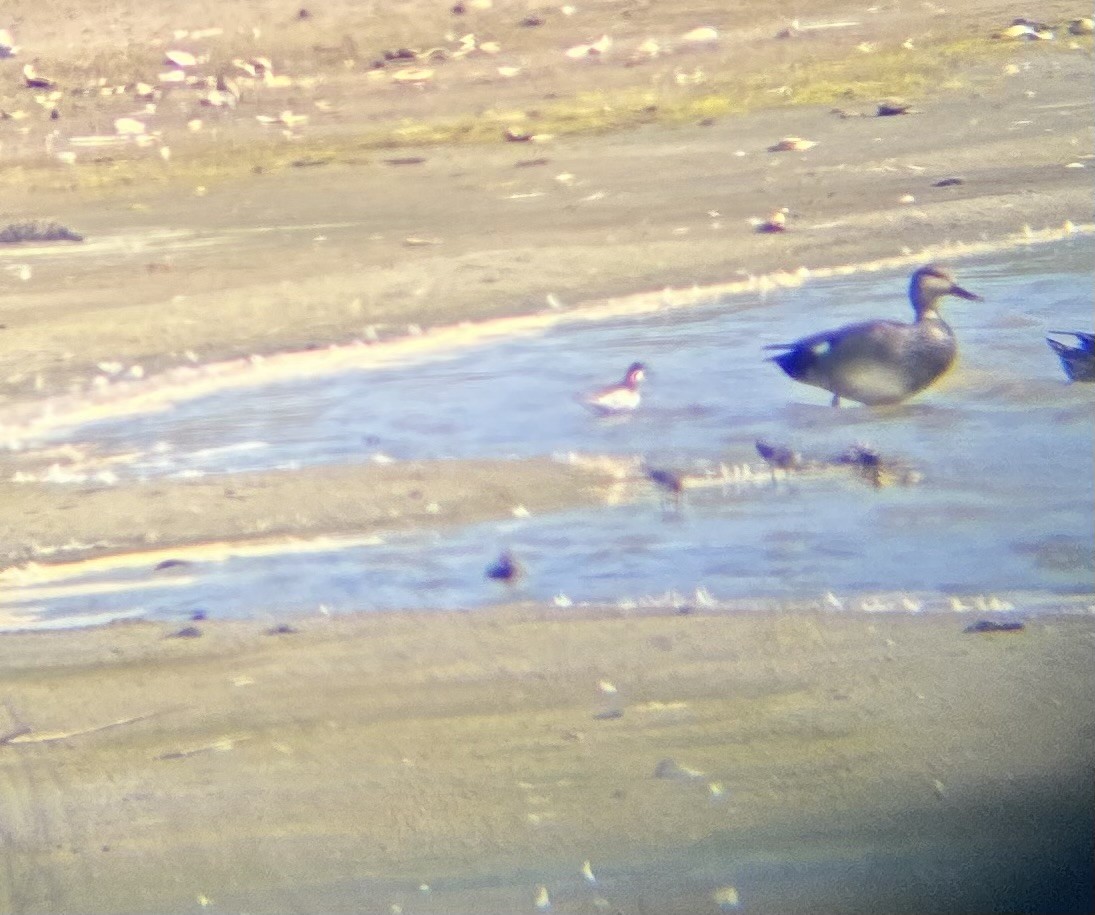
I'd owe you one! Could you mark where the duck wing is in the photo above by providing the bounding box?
[768,319,955,404]
[765,319,910,360]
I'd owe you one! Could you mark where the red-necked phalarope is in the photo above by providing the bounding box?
[581,362,646,415]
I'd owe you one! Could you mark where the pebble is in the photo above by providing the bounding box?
[963,619,1024,634]
[712,886,741,908]
[768,136,817,152]
[653,757,704,779]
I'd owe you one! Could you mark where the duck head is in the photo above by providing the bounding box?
[910,265,982,318]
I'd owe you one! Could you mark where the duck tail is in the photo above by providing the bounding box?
[1046,336,1069,356]
[767,344,814,381]
[1049,331,1095,352]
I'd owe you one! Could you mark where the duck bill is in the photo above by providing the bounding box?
[951,285,982,301]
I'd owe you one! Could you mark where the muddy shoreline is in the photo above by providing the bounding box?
[2,607,1093,913]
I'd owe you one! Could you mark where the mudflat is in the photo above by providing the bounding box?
[2,608,1093,913]
[0,0,1092,910]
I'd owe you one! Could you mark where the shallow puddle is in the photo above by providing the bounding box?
[3,240,1092,627]
[21,239,1093,475]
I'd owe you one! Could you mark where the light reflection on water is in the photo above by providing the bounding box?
[6,241,1093,625]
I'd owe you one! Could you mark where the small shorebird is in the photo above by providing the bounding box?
[581,362,646,415]
[1046,332,1094,382]
[643,465,687,512]
[834,443,920,488]
[485,550,522,584]
[765,264,982,406]
[755,439,803,481]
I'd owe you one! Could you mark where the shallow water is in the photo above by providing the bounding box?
[3,241,1093,626]
[29,240,1094,474]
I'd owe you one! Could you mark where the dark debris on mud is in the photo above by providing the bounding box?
[0,220,84,244]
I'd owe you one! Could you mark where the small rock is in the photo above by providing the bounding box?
[0,28,18,57]
[153,558,191,572]
[876,99,913,116]
[754,208,789,233]
[22,64,55,88]
[712,886,741,909]
[168,626,203,639]
[932,176,964,187]
[963,619,1025,634]
[164,49,198,68]
[0,220,84,244]
[681,26,719,43]
[768,136,816,152]
[653,757,703,779]
[114,117,146,135]
[391,68,434,83]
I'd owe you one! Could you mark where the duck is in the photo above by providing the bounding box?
[1046,331,1094,382]
[581,361,646,415]
[765,264,982,406]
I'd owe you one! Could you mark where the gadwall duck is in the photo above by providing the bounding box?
[581,361,646,415]
[766,265,982,406]
[1046,332,1094,382]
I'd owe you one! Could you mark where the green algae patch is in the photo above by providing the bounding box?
[0,35,1068,199]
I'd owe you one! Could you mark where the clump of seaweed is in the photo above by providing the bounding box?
[0,220,84,244]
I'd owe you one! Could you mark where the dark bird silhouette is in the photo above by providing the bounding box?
[766,265,982,406]
[755,439,803,481]
[835,443,886,487]
[644,466,686,512]
[1046,331,1094,382]
[485,550,522,583]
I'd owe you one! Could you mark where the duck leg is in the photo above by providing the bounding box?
[831,393,842,408]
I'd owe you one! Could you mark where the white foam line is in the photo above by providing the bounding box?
[0,575,196,606]
[0,224,1089,444]
[0,533,386,588]
[0,606,146,633]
